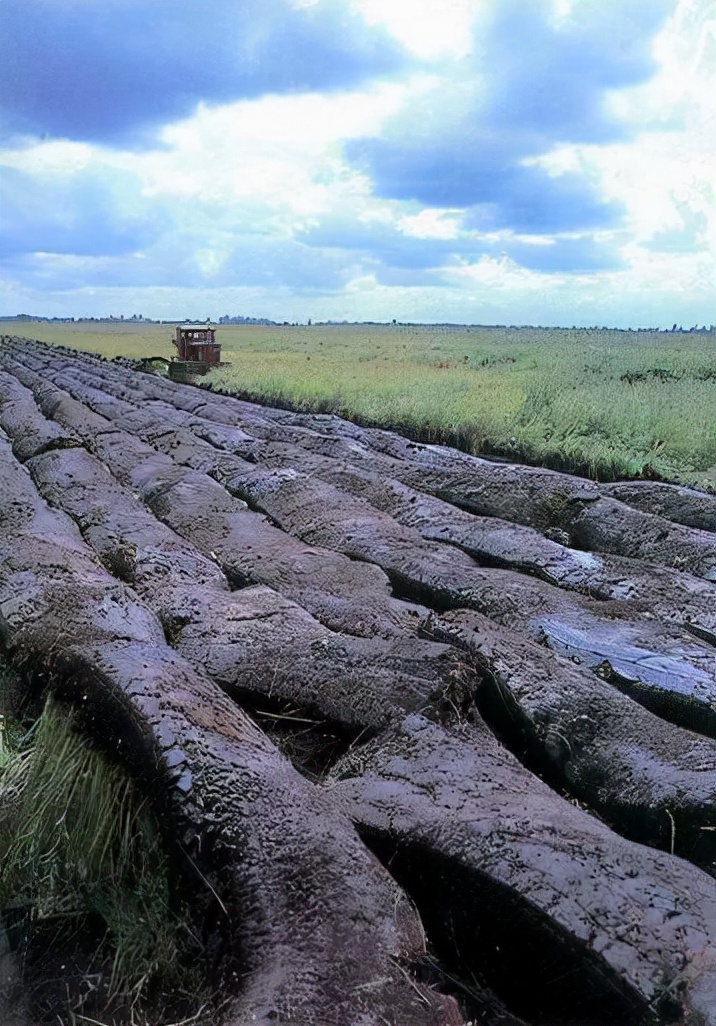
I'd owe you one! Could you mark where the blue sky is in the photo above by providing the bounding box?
[1,0,713,326]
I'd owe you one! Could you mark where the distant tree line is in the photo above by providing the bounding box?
[218,315,278,325]
[0,314,714,332]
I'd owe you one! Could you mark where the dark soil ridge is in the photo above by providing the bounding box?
[5,342,716,723]
[20,337,716,493]
[1,335,716,1026]
[122,355,703,488]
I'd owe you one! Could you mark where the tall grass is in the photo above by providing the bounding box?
[512,351,716,481]
[10,321,716,488]
[3,321,175,360]
[0,688,206,1023]
[206,326,716,487]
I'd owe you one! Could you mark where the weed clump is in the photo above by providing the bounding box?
[0,686,209,1025]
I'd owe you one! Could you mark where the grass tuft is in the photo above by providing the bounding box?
[0,689,207,1024]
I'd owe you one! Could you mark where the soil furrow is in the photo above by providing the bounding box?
[8,346,716,740]
[3,336,716,1026]
[0,425,461,1026]
[2,346,716,866]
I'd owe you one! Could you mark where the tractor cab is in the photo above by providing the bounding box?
[173,324,221,365]
[168,323,224,381]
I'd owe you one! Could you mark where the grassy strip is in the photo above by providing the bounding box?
[207,326,716,487]
[0,673,207,1025]
[8,321,716,488]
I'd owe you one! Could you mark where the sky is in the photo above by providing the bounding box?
[0,0,714,327]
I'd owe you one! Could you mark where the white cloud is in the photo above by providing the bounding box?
[447,254,553,291]
[523,0,715,293]
[1,0,713,327]
[609,0,716,128]
[0,139,96,175]
[396,208,462,239]
[0,81,423,254]
[130,80,436,234]
[350,0,475,59]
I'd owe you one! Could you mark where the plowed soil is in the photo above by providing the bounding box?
[1,335,716,1026]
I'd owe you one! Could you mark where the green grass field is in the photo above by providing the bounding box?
[8,320,716,489]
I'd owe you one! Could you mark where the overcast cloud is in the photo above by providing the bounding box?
[0,0,713,325]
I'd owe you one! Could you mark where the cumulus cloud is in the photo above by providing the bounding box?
[1,235,352,294]
[346,0,672,234]
[297,214,466,270]
[0,0,712,326]
[297,207,626,276]
[0,0,405,145]
[0,164,164,258]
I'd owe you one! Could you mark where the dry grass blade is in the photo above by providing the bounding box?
[0,694,207,1024]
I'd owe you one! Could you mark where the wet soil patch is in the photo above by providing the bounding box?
[3,336,716,1026]
[362,834,654,1026]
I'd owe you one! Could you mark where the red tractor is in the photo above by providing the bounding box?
[169,324,223,381]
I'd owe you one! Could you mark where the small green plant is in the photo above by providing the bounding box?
[0,690,207,1024]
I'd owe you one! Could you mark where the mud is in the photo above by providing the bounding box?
[601,479,716,533]
[0,428,460,1026]
[330,714,716,1025]
[2,334,716,1026]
